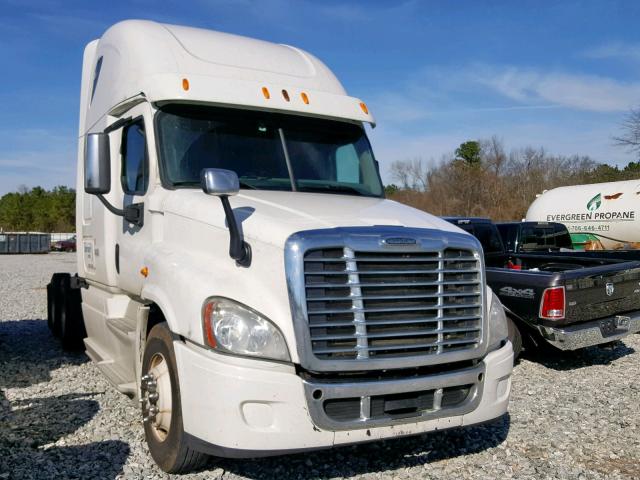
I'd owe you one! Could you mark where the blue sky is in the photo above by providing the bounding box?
[2,0,640,194]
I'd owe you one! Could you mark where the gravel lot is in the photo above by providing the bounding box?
[1,253,639,479]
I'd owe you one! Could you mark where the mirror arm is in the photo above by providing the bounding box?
[96,193,124,216]
[219,195,251,267]
[96,194,144,227]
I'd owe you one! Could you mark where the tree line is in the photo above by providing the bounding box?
[0,186,75,232]
[386,137,640,221]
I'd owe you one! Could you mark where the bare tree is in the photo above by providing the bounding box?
[386,137,604,221]
[390,158,430,191]
[613,108,640,156]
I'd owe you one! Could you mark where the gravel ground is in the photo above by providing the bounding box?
[1,253,640,479]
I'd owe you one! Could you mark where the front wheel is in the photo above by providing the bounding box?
[141,323,208,473]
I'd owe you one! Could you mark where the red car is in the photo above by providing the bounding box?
[51,236,76,252]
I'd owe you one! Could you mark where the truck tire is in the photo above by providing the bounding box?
[141,323,208,473]
[507,317,522,359]
[47,273,69,337]
[59,277,86,351]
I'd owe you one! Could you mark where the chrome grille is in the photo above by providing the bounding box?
[303,247,483,361]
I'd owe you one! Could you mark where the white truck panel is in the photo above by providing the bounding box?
[174,339,513,453]
[83,20,374,134]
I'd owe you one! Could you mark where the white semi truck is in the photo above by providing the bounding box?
[47,20,513,473]
[527,179,640,250]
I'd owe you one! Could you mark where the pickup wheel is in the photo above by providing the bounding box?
[506,317,523,359]
[141,323,208,473]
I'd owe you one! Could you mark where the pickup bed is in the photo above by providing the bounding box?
[444,217,640,357]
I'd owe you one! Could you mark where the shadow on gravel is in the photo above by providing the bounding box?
[0,440,131,479]
[0,320,128,479]
[522,340,635,371]
[0,319,88,389]
[213,414,510,479]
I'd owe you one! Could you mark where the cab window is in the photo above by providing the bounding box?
[121,120,149,195]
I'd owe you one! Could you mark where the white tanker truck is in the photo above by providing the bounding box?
[526,179,640,250]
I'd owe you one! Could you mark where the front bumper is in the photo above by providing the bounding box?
[538,311,640,350]
[174,340,513,457]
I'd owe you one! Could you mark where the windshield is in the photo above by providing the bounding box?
[155,105,384,197]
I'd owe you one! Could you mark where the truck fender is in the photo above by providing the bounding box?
[140,284,180,333]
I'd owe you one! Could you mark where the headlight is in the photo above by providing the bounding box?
[202,297,290,362]
[488,289,508,351]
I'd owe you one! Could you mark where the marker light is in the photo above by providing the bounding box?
[301,92,310,104]
[262,87,270,99]
[182,78,190,91]
[540,286,565,319]
[281,89,290,102]
[203,301,217,348]
[359,102,369,114]
[140,266,149,278]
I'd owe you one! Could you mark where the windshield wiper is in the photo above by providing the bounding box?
[172,181,199,186]
[297,184,365,196]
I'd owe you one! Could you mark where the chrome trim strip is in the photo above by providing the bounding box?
[285,226,488,372]
[538,312,640,350]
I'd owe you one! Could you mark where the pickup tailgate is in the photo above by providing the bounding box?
[564,261,640,324]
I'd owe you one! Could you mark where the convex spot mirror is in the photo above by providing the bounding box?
[84,132,111,195]
[200,168,240,197]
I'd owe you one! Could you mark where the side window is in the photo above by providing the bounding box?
[90,56,103,103]
[121,120,149,195]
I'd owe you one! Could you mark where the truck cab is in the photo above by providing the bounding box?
[48,20,513,473]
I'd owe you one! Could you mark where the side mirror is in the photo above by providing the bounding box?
[84,133,111,194]
[200,168,240,196]
[200,168,250,267]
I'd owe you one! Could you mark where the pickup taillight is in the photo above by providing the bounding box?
[539,286,565,319]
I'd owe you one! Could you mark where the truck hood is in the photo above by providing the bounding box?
[162,189,463,248]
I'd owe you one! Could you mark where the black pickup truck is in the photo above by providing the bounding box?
[444,217,640,358]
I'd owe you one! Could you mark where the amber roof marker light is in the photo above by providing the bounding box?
[182,78,190,91]
[281,89,290,102]
[301,92,310,104]
[262,86,270,99]
[359,102,369,114]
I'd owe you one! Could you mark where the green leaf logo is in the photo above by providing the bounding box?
[587,193,602,211]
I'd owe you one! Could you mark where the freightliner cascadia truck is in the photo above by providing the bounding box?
[46,20,513,473]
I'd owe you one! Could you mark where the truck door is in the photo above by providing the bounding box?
[114,108,153,295]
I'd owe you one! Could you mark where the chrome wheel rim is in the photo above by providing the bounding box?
[141,353,173,442]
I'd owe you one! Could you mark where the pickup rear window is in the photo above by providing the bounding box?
[155,104,384,197]
[520,224,573,251]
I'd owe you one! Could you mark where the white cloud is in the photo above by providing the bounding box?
[470,66,640,112]
[472,65,640,112]
[584,42,640,62]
